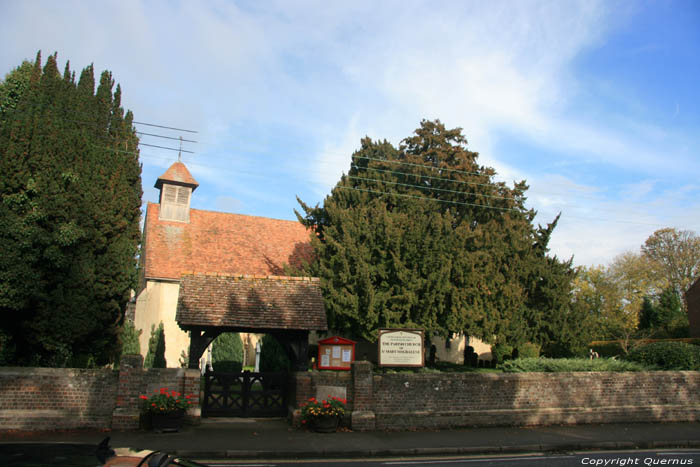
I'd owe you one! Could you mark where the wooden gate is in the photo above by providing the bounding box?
[202,371,288,417]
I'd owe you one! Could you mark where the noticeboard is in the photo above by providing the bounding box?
[317,336,356,370]
[378,329,424,367]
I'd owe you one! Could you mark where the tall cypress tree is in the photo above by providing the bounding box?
[296,120,579,355]
[0,52,142,367]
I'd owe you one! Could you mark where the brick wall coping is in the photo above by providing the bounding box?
[373,370,700,379]
[0,366,118,376]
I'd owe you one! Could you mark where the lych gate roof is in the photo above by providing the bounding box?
[176,274,327,331]
[142,203,314,280]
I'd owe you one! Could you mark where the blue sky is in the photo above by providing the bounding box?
[1,0,698,267]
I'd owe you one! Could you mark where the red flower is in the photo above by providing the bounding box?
[139,395,148,400]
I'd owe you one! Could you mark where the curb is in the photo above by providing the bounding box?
[175,440,700,460]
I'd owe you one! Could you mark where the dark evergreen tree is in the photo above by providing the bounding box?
[259,335,291,372]
[0,52,142,367]
[211,332,244,372]
[144,323,166,368]
[296,120,578,354]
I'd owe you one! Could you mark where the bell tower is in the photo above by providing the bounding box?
[154,161,199,223]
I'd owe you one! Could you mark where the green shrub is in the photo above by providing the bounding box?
[259,335,290,372]
[499,357,651,373]
[144,322,166,368]
[120,320,141,356]
[624,342,700,370]
[517,342,540,359]
[590,341,626,358]
[491,343,513,363]
[212,332,244,373]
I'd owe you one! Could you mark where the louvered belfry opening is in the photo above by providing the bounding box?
[160,184,192,222]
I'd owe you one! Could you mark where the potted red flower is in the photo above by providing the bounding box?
[139,387,195,432]
[299,396,347,432]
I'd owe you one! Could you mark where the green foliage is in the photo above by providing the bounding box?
[517,342,541,359]
[259,335,290,372]
[120,320,141,356]
[212,332,244,373]
[499,357,651,373]
[491,342,514,363]
[144,323,166,368]
[638,288,689,338]
[590,341,626,358]
[0,329,15,365]
[624,342,700,370]
[296,120,578,353]
[0,52,142,367]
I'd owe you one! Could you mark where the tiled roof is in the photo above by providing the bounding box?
[154,161,199,190]
[176,274,327,331]
[142,203,314,280]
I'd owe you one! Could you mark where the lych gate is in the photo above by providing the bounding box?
[175,273,327,417]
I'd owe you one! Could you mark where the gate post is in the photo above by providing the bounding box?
[351,361,375,431]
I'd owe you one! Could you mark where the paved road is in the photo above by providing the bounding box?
[195,450,700,467]
[1,443,698,466]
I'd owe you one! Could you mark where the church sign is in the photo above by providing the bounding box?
[378,329,424,367]
[317,336,356,370]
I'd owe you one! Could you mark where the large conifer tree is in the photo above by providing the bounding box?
[0,52,142,366]
[297,120,585,356]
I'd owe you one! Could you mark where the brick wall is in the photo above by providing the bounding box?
[0,367,118,431]
[291,363,700,431]
[0,355,200,432]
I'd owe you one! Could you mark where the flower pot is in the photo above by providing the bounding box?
[150,410,185,433]
[313,415,340,433]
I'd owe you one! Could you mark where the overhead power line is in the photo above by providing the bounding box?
[139,142,194,153]
[136,152,678,228]
[348,175,521,203]
[352,154,489,179]
[133,121,198,133]
[136,131,198,143]
[337,185,523,212]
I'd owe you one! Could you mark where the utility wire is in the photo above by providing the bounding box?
[337,185,666,227]
[349,163,654,218]
[139,142,194,153]
[133,121,198,133]
[337,185,523,213]
[350,164,506,191]
[352,154,490,179]
[348,175,520,203]
[136,151,681,228]
[136,131,198,143]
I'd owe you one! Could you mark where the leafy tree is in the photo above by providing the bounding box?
[296,120,578,354]
[211,332,244,372]
[0,52,142,367]
[641,228,700,297]
[144,323,166,368]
